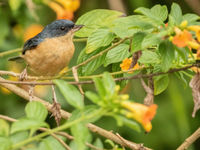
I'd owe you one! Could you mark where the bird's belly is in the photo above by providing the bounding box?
[24,38,74,76]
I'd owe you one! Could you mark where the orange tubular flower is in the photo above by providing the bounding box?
[121,101,157,132]
[172,28,193,48]
[48,1,74,20]
[120,58,140,72]
[24,24,43,41]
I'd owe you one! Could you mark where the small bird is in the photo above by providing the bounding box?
[9,19,83,77]
[9,19,83,125]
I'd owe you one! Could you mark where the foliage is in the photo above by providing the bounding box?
[0,1,200,150]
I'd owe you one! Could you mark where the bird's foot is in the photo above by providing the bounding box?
[19,67,28,81]
[51,85,61,126]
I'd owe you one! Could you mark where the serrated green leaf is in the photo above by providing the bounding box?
[93,138,104,149]
[104,43,130,66]
[11,118,49,134]
[112,15,155,38]
[151,5,168,22]
[142,33,161,49]
[0,119,9,136]
[39,136,66,150]
[25,101,48,122]
[159,40,175,72]
[85,91,100,104]
[183,13,200,24]
[75,9,123,37]
[169,3,182,25]
[77,48,107,75]
[0,137,12,150]
[175,47,189,63]
[86,28,115,53]
[131,32,146,52]
[139,51,160,64]
[154,75,169,95]
[134,5,167,25]
[54,80,84,109]
[10,131,29,145]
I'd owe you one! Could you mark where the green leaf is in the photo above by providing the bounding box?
[54,80,84,109]
[154,75,169,95]
[93,138,104,149]
[104,43,130,66]
[118,116,141,132]
[159,40,175,72]
[169,3,182,25]
[77,48,107,75]
[75,9,123,37]
[86,28,115,53]
[183,13,200,24]
[0,119,9,136]
[70,123,92,150]
[85,91,100,104]
[102,72,116,96]
[39,136,66,150]
[151,5,168,22]
[11,118,49,134]
[131,32,147,52]
[142,33,161,49]
[0,137,12,150]
[112,15,155,38]
[9,0,22,11]
[0,13,9,45]
[10,131,29,145]
[25,101,48,122]
[139,51,160,64]
[93,78,107,98]
[134,5,168,25]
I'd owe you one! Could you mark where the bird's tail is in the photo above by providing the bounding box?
[8,56,24,63]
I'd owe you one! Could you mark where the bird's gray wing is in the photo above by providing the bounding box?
[22,34,43,55]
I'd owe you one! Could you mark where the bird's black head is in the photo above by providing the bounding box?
[41,19,83,38]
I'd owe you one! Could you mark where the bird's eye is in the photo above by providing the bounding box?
[60,26,65,30]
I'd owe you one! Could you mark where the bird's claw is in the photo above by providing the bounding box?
[19,68,28,81]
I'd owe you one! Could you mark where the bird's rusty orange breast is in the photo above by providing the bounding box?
[23,32,75,76]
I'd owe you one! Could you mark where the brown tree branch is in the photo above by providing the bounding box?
[0,77,151,150]
[177,127,200,150]
[0,63,198,86]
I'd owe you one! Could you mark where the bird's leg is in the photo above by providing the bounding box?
[51,85,61,126]
[19,65,28,81]
[28,85,35,102]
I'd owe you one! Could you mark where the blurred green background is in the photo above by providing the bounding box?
[0,0,200,149]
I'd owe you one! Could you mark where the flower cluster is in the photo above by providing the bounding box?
[171,20,200,60]
[114,85,157,132]
[48,0,80,20]
[120,57,140,72]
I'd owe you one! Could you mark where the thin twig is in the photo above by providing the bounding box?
[0,63,198,86]
[177,127,200,150]
[72,67,84,95]
[0,77,151,150]
[0,48,22,57]
[86,143,104,150]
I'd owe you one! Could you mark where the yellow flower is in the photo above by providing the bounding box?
[188,25,200,42]
[180,20,188,28]
[120,58,140,72]
[121,101,157,132]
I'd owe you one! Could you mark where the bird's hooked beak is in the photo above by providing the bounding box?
[72,24,84,32]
